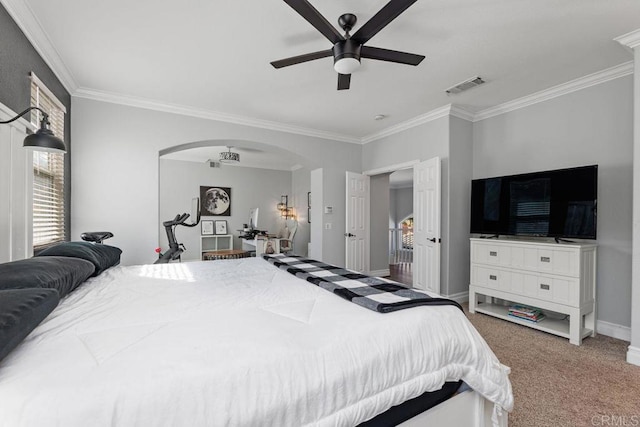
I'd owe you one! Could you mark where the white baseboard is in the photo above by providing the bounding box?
[369,269,390,277]
[445,291,469,304]
[627,346,640,366]
[596,320,631,341]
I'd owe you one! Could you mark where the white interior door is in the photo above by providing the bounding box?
[345,171,370,272]
[413,157,441,293]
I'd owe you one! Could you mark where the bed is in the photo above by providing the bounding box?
[0,252,512,426]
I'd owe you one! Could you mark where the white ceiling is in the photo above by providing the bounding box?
[6,0,640,141]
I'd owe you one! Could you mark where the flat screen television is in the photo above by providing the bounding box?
[470,165,597,239]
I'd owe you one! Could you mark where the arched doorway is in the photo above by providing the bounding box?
[158,139,319,261]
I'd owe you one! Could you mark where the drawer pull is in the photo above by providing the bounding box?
[489,275,497,280]
[540,283,550,290]
[540,256,551,263]
[489,251,497,257]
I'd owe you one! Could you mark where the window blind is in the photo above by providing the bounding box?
[30,74,66,249]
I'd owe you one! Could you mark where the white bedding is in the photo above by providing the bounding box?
[0,258,513,426]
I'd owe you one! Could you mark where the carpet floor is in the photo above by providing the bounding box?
[465,305,640,427]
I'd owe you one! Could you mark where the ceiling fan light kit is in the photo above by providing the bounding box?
[271,0,425,90]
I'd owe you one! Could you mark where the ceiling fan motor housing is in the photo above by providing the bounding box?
[333,39,362,64]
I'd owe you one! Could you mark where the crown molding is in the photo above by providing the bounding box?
[450,106,476,122]
[615,29,640,50]
[0,0,77,93]
[361,105,453,144]
[473,61,634,122]
[74,87,362,144]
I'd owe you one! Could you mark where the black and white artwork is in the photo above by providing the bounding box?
[200,186,231,216]
[215,220,228,235]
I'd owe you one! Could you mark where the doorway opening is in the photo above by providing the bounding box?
[387,169,414,285]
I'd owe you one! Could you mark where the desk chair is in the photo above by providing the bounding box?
[276,219,297,254]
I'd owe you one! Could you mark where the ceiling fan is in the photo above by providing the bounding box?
[270,0,425,90]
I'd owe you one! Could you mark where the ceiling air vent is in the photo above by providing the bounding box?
[208,160,221,168]
[446,76,485,95]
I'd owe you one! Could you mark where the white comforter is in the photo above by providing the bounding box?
[0,258,513,426]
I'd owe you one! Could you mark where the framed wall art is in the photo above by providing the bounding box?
[201,220,214,235]
[215,220,228,235]
[200,186,231,216]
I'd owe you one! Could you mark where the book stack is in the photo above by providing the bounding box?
[508,304,546,323]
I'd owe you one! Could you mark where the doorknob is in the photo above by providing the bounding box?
[428,237,441,243]
[344,233,355,237]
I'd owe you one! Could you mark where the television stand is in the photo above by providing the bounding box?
[468,238,597,345]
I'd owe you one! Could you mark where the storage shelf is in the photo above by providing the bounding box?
[201,235,233,259]
[474,301,592,340]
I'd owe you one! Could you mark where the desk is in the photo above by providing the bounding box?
[241,236,281,256]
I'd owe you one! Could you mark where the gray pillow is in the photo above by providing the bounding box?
[36,242,122,276]
[0,288,60,362]
[0,256,95,297]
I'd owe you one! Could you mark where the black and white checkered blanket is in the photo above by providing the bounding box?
[263,254,463,314]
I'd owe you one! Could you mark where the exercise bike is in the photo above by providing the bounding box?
[155,198,200,264]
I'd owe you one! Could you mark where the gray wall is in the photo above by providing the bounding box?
[362,116,457,295]
[71,97,361,266]
[473,76,634,327]
[370,173,390,272]
[448,117,474,296]
[159,159,293,261]
[0,3,71,241]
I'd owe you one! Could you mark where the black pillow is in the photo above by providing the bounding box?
[0,288,60,362]
[36,242,122,276]
[0,256,95,297]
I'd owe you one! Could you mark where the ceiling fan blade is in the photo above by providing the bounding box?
[337,73,351,90]
[351,0,417,44]
[271,49,333,69]
[283,0,345,44]
[361,46,425,65]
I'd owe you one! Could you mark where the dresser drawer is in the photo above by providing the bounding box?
[473,241,579,277]
[472,265,578,305]
[520,273,577,305]
[471,266,511,292]
[471,243,511,267]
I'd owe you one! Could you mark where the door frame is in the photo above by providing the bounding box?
[362,159,442,293]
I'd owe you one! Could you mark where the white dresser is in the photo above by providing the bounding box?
[468,238,597,345]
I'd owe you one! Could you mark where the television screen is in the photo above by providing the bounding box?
[470,165,597,239]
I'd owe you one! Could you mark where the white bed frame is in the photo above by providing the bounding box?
[399,389,508,427]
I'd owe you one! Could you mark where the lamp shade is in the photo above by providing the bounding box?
[0,107,66,153]
[24,127,66,153]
